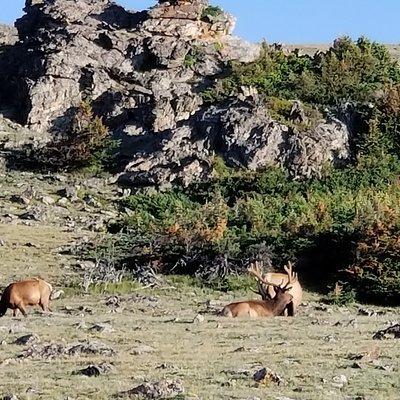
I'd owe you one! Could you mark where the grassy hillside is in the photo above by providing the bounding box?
[0,223,399,399]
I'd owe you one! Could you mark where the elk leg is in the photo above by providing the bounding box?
[286,301,295,317]
[40,299,52,313]
[13,308,18,317]
[17,304,27,317]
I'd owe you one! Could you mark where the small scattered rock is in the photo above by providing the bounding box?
[192,314,205,323]
[83,195,99,207]
[119,379,184,399]
[11,194,31,205]
[20,341,116,359]
[19,208,44,221]
[358,308,386,317]
[20,343,65,359]
[332,374,348,388]
[73,321,88,330]
[74,363,113,377]
[24,242,39,248]
[105,296,121,310]
[41,196,55,205]
[3,213,17,221]
[375,363,393,372]
[77,306,93,315]
[275,397,296,400]
[324,334,337,342]
[25,388,38,396]
[57,186,79,202]
[3,395,19,400]
[14,334,40,346]
[76,260,96,270]
[348,346,380,363]
[347,319,358,328]
[253,367,284,386]
[131,344,155,355]
[50,290,64,300]
[89,323,114,334]
[373,324,400,340]
[67,341,116,357]
[57,197,68,207]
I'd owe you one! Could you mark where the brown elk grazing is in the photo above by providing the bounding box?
[0,278,53,317]
[254,261,303,316]
[220,264,297,318]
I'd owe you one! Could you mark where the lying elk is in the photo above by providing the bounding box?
[0,278,53,317]
[253,261,303,316]
[220,265,297,318]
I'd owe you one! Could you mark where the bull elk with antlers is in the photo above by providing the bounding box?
[220,263,298,318]
[252,261,303,316]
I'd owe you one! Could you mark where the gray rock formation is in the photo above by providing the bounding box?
[0,0,256,133]
[0,24,17,47]
[120,98,351,188]
[0,0,352,187]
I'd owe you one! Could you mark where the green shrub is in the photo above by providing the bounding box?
[345,225,400,305]
[184,53,198,68]
[201,5,224,22]
[21,101,119,172]
[323,282,357,306]
[208,38,400,107]
[99,153,400,302]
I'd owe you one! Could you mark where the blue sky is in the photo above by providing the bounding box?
[1,0,399,44]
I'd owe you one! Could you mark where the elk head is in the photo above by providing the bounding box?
[248,260,297,300]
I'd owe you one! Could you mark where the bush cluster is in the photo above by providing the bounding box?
[208,38,400,105]
[100,38,400,303]
[15,101,119,173]
[101,152,400,303]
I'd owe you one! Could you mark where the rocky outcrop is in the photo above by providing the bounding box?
[0,0,352,187]
[0,0,257,133]
[120,98,351,188]
[0,24,17,47]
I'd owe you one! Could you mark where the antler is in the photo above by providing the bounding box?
[282,261,298,290]
[248,260,282,289]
